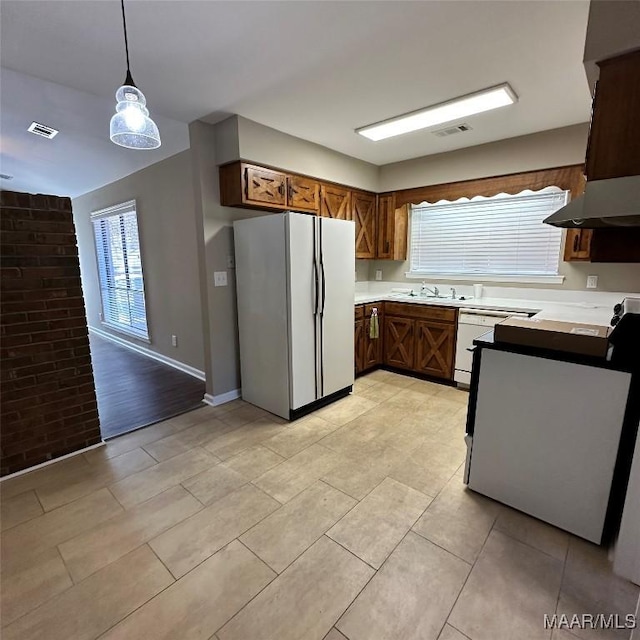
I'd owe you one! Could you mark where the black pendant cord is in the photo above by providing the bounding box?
[120,0,135,87]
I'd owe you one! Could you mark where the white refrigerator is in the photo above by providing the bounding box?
[233,212,355,420]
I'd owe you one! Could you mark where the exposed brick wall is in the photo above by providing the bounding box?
[1,190,101,476]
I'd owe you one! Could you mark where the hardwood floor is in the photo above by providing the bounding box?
[89,334,205,439]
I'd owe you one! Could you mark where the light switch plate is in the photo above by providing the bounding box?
[375,269,383,281]
[586,275,598,289]
[214,271,228,287]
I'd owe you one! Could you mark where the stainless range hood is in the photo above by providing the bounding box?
[544,175,640,228]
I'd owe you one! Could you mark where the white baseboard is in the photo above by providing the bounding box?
[89,327,206,381]
[203,388,241,407]
[0,441,105,481]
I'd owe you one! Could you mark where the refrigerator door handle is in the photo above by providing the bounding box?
[313,260,320,316]
[320,258,326,316]
[318,219,326,317]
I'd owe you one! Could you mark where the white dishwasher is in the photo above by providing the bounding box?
[454,308,529,386]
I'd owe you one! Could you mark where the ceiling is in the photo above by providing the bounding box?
[0,0,592,198]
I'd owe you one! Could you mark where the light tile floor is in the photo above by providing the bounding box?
[1,370,638,640]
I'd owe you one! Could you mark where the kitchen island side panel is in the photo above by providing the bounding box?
[468,348,631,543]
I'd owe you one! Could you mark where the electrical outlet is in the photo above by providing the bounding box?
[214,271,228,287]
[227,255,235,269]
[171,335,178,347]
[586,275,598,289]
[375,269,383,281]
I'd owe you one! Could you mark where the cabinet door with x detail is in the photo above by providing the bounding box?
[352,191,376,259]
[383,316,414,370]
[414,320,455,379]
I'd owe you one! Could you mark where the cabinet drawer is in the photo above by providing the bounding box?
[355,305,364,321]
[384,302,456,323]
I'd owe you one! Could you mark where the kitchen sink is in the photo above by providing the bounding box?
[389,293,455,301]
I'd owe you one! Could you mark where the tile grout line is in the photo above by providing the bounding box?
[0,545,76,629]
[440,508,499,635]
[553,535,572,617]
[88,542,180,639]
[409,528,474,567]
[446,622,474,640]
[492,522,570,564]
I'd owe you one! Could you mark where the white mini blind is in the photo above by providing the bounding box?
[91,200,149,340]
[409,188,568,278]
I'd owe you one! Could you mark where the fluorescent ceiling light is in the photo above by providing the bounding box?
[356,83,518,141]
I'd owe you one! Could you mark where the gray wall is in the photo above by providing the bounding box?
[236,116,379,191]
[378,123,590,192]
[73,150,205,370]
[372,124,640,293]
[190,120,271,398]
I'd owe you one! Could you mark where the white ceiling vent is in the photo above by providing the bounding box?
[431,123,473,138]
[27,122,59,139]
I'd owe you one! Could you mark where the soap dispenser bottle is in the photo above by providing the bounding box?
[420,281,428,298]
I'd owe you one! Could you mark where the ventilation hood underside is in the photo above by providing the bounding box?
[544,175,640,228]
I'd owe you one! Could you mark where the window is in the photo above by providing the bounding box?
[409,188,568,283]
[92,200,149,340]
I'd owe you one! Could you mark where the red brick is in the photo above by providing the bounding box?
[13,219,75,233]
[45,297,85,309]
[1,190,100,476]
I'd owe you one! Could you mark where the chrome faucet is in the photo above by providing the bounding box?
[421,282,439,297]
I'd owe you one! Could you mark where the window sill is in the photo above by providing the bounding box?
[101,322,151,344]
[405,273,565,285]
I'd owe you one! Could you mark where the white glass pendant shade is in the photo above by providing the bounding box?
[110,83,161,149]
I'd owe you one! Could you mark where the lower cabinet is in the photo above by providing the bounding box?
[383,316,414,370]
[383,302,458,380]
[355,301,457,380]
[355,303,384,375]
[354,310,365,375]
[414,320,456,378]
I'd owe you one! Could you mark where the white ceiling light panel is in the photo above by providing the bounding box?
[357,83,518,141]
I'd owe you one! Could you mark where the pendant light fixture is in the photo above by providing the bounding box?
[110,0,161,149]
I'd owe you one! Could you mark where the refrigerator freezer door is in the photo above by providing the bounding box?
[318,217,355,397]
[287,213,319,410]
[234,215,290,418]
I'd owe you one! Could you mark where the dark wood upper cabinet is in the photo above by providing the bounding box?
[288,175,320,212]
[352,191,376,259]
[220,162,319,212]
[320,184,351,220]
[564,229,593,262]
[565,49,640,263]
[585,50,640,181]
[244,165,287,207]
[376,194,408,261]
